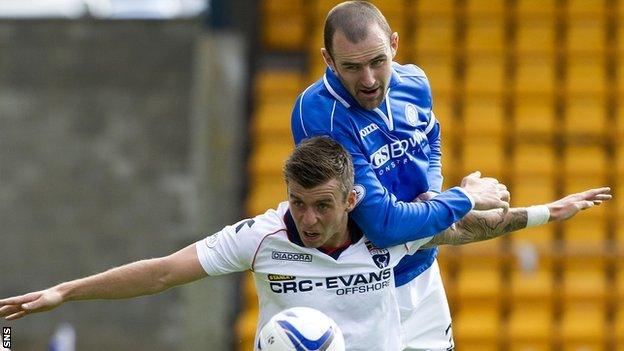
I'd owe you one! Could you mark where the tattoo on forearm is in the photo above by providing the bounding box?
[425,208,529,247]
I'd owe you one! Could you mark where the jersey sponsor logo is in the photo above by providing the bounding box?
[359,123,379,138]
[370,145,390,168]
[268,268,392,295]
[405,103,418,126]
[353,184,366,206]
[365,241,390,269]
[271,251,313,262]
[267,274,296,281]
[369,131,427,169]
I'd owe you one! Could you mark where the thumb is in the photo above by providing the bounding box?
[467,171,481,178]
[501,201,510,214]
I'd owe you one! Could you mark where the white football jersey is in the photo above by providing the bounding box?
[195,201,431,351]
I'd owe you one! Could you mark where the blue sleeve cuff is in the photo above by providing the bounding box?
[452,186,475,210]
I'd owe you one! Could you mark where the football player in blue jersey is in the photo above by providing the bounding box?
[291,4,474,347]
[289,1,605,350]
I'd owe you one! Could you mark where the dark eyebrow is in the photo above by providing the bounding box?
[340,54,387,67]
[341,61,361,67]
[315,198,333,205]
[369,54,387,62]
[288,193,333,204]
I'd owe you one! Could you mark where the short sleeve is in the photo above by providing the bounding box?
[195,219,262,275]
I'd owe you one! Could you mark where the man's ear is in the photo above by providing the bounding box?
[390,32,399,58]
[346,189,357,212]
[321,48,336,72]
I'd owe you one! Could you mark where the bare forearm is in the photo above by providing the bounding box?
[423,208,528,248]
[56,258,171,302]
[0,244,205,321]
[419,186,611,249]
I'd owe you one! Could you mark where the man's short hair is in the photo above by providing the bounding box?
[284,136,354,200]
[323,1,392,57]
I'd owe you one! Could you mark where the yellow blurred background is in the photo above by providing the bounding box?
[243,1,624,350]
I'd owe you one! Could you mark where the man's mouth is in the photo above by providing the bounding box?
[303,231,320,239]
[359,87,380,98]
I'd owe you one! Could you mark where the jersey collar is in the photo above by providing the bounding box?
[322,63,402,110]
[284,209,364,260]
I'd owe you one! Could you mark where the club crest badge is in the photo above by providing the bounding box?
[365,240,390,269]
[405,103,418,126]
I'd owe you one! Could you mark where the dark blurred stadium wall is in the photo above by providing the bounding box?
[0,4,252,350]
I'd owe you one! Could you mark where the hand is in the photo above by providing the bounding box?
[460,171,510,212]
[546,187,612,222]
[0,288,63,320]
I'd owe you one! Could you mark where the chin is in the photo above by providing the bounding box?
[359,98,383,110]
[303,242,322,249]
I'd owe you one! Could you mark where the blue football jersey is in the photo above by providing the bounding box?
[291,63,472,286]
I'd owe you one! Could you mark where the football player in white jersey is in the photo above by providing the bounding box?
[0,137,610,350]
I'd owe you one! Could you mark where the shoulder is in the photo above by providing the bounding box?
[219,202,288,242]
[247,202,289,234]
[296,80,334,115]
[194,203,291,274]
[293,80,351,138]
[390,63,433,113]
[392,62,431,92]
[394,62,427,78]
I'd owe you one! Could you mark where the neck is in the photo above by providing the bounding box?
[323,220,350,249]
[320,232,352,254]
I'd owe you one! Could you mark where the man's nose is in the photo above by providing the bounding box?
[301,209,318,227]
[360,66,375,88]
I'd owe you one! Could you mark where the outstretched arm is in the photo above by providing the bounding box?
[0,243,206,321]
[421,187,612,248]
